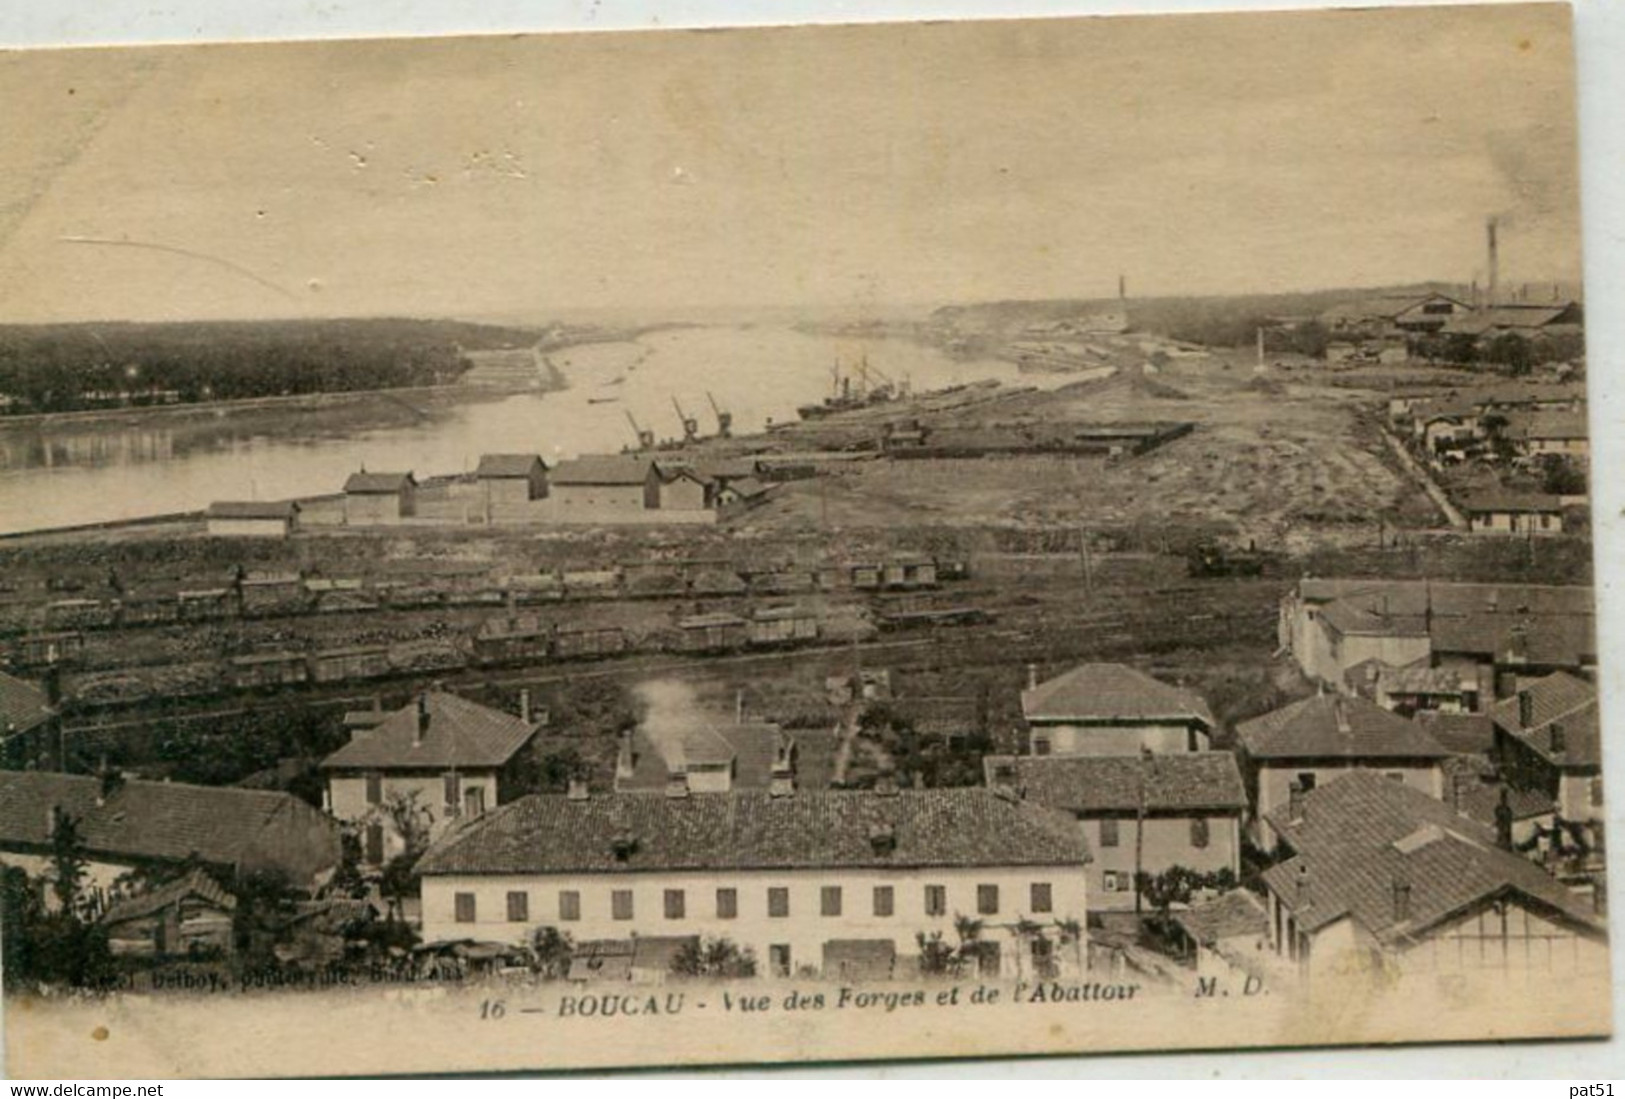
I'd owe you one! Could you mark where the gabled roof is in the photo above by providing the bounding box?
[1441,305,1573,335]
[205,501,300,520]
[475,454,546,478]
[100,868,236,926]
[0,772,331,872]
[344,471,415,494]
[1021,663,1215,728]
[417,788,1091,876]
[1489,671,1600,770]
[1507,410,1589,441]
[0,670,52,738]
[1261,771,1603,943]
[1236,695,1448,761]
[1171,889,1268,947]
[550,455,653,486]
[983,753,1247,813]
[320,691,538,771]
[1463,489,1566,515]
[616,721,790,791]
[1412,712,1496,756]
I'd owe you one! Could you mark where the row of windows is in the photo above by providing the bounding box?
[1096,818,1210,848]
[452,882,1056,924]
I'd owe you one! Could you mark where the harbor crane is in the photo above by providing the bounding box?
[707,391,733,438]
[624,410,655,451]
[672,396,701,443]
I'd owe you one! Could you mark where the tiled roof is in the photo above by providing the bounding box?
[1376,660,1470,697]
[1489,672,1601,770]
[1022,663,1215,728]
[1171,889,1268,947]
[205,501,299,520]
[1236,695,1447,761]
[1507,410,1589,441]
[0,670,52,738]
[320,691,538,770]
[344,472,415,494]
[417,788,1091,876]
[1261,771,1602,942]
[1441,757,1554,826]
[0,772,330,871]
[982,753,1247,813]
[550,455,653,486]
[1441,305,1571,335]
[1297,579,1593,618]
[617,721,789,791]
[1412,712,1495,756]
[1428,612,1594,666]
[1470,382,1586,409]
[1463,489,1566,515]
[694,459,761,481]
[100,868,236,926]
[475,454,546,478]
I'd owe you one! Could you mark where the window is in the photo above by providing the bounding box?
[1030,882,1053,914]
[1385,772,1405,783]
[1103,871,1123,893]
[821,886,842,917]
[716,887,738,919]
[977,884,999,916]
[664,889,686,920]
[1296,772,1317,792]
[464,786,486,818]
[1190,818,1210,849]
[364,773,382,805]
[612,889,634,921]
[506,891,529,922]
[454,892,476,923]
[769,944,792,979]
[1099,818,1120,848]
[873,886,894,917]
[559,890,581,922]
[924,884,947,916]
[444,772,461,814]
[1032,737,1052,757]
[768,887,790,918]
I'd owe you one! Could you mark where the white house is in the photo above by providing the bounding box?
[1236,694,1449,849]
[415,783,1092,981]
[320,690,542,866]
[1021,663,1214,755]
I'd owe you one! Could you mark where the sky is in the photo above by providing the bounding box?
[0,3,1584,322]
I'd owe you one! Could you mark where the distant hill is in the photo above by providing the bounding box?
[0,317,548,415]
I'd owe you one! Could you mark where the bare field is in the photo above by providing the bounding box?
[740,361,1429,549]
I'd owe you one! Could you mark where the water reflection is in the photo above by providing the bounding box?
[0,326,1089,534]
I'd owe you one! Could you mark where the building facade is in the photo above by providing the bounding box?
[1021,663,1215,755]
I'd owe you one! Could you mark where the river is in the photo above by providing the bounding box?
[0,325,1093,536]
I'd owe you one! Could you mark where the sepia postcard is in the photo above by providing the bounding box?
[0,2,1613,1078]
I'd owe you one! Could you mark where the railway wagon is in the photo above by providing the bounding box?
[308,645,393,683]
[9,631,84,668]
[472,616,555,664]
[44,598,117,631]
[876,606,993,631]
[228,651,311,690]
[177,589,233,622]
[501,574,565,604]
[117,596,181,628]
[675,612,751,653]
[240,577,309,616]
[882,556,939,589]
[747,607,820,647]
[553,625,627,660]
[561,569,622,600]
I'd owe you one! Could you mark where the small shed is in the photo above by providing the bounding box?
[343,471,418,524]
[229,651,310,690]
[476,454,550,510]
[206,500,300,539]
[1465,490,1567,536]
[101,869,237,959]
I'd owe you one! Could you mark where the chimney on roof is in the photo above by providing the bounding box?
[566,775,589,801]
[1295,862,1312,909]
[1334,698,1351,735]
[1391,876,1412,923]
[1517,689,1534,729]
[1549,721,1566,756]
[736,689,745,725]
[868,822,897,856]
[43,665,62,708]
[665,768,690,799]
[1507,624,1528,664]
[1494,788,1515,850]
[519,689,532,726]
[415,693,430,746]
[1027,663,1039,691]
[1450,771,1474,817]
[1288,780,1306,824]
[769,736,796,798]
[615,730,636,781]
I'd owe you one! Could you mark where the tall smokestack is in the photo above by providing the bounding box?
[1118,274,1127,301]
[1486,217,1500,309]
